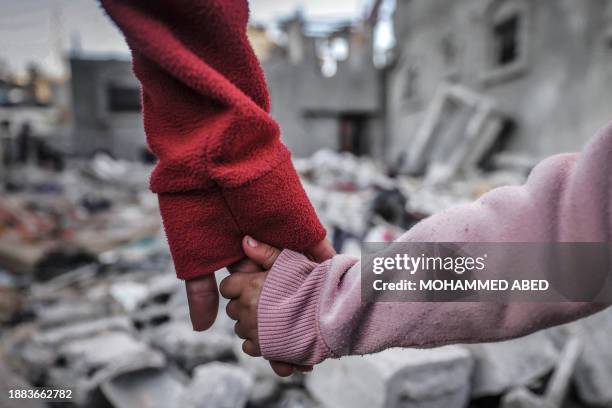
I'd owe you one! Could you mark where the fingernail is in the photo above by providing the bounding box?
[246,236,258,248]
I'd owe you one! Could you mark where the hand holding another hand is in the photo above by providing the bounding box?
[220,236,334,376]
[184,236,334,377]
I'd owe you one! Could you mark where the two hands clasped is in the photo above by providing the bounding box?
[185,236,335,377]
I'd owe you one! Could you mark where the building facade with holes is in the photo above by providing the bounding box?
[262,15,384,159]
[69,56,146,160]
[386,0,612,173]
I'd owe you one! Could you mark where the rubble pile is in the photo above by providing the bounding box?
[0,261,322,408]
[0,155,160,277]
[296,149,527,254]
[0,151,610,408]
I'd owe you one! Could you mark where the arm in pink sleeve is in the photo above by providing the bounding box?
[258,123,612,365]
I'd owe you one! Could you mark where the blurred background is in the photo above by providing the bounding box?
[0,0,611,407]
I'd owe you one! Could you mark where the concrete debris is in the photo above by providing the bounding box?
[50,331,165,400]
[273,389,320,408]
[559,308,612,406]
[0,284,21,324]
[179,362,255,408]
[34,299,110,328]
[249,377,282,406]
[85,152,151,189]
[231,340,286,405]
[0,163,162,277]
[150,320,235,371]
[406,85,504,184]
[109,281,149,312]
[0,361,46,408]
[101,368,187,408]
[467,331,559,397]
[0,149,610,408]
[295,149,390,191]
[34,316,133,348]
[501,337,582,408]
[305,346,473,408]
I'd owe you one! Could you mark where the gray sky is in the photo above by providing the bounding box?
[0,0,364,77]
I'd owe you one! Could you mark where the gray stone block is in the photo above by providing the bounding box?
[564,309,612,406]
[150,320,235,370]
[466,331,559,397]
[180,362,254,408]
[306,346,473,408]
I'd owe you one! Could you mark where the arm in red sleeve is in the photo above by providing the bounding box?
[99,0,326,279]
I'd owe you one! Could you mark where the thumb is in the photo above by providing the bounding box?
[186,274,219,331]
[242,236,281,270]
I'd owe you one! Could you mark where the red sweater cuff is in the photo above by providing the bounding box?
[222,158,326,253]
[158,189,244,280]
[159,159,326,280]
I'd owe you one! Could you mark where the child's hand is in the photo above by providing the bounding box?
[220,236,314,376]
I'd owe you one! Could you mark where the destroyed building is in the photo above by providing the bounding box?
[69,56,146,161]
[262,13,384,159]
[385,0,612,176]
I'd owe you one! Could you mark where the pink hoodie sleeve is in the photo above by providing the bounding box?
[258,123,612,365]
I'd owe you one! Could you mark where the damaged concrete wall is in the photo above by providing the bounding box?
[69,57,146,161]
[262,18,383,159]
[387,0,612,168]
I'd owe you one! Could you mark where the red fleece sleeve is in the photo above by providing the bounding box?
[100,0,325,279]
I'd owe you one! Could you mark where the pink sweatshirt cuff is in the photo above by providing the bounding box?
[258,250,334,365]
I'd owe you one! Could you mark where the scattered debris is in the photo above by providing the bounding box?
[0,150,609,408]
[305,346,474,408]
[466,332,559,397]
[150,320,235,371]
[501,337,582,408]
[101,368,187,408]
[561,308,612,406]
[0,361,45,408]
[179,362,255,408]
[405,84,505,184]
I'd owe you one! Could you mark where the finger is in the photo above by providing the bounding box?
[269,361,295,377]
[242,339,261,357]
[296,365,314,373]
[242,236,281,270]
[305,238,336,262]
[227,258,263,274]
[219,273,253,299]
[186,274,219,331]
[225,300,240,320]
[234,321,247,339]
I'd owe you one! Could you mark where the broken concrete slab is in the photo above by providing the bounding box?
[131,303,172,330]
[179,362,254,408]
[306,346,473,408]
[272,389,320,408]
[34,316,133,348]
[34,299,110,329]
[109,281,149,312]
[560,308,612,406]
[466,331,559,397]
[1,324,56,384]
[50,331,165,402]
[101,367,187,408]
[150,320,235,371]
[501,337,582,408]
[405,84,504,183]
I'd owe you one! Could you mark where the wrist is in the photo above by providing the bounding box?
[257,250,333,365]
